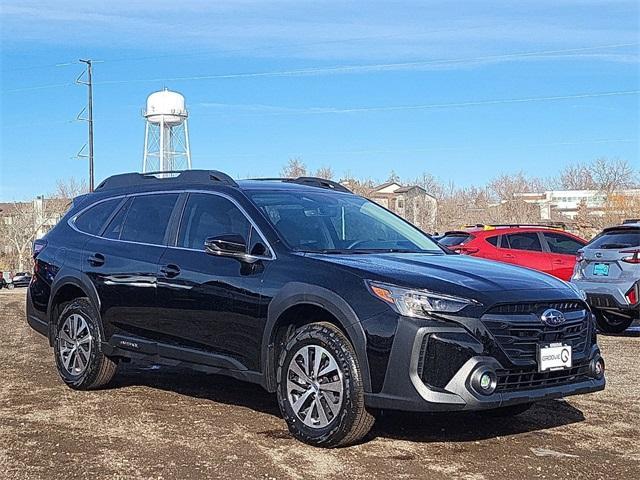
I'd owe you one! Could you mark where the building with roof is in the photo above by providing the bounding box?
[368,181,437,231]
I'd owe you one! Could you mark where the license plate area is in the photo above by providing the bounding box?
[593,263,610,276]
[538,343,572,372]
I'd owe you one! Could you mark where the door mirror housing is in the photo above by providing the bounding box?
[204,234,248,259]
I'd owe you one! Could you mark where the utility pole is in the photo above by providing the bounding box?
[78,59,94,191]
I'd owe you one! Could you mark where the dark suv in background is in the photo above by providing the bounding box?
[27,170,605,447]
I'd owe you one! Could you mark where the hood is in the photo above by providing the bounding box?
[305,252,576,301]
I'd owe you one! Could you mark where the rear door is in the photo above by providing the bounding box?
[83,192,179,342]
[542,232,586,280]
[499,231,554,274]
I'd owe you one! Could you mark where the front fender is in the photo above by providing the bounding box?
[261,282,371,393]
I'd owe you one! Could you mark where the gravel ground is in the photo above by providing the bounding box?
[1,288,639,480]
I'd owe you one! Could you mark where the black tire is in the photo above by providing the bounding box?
[594,309,634,334]
[53,297,118,390]
[480,402,534,417]
[276,322,375,448]
[7,283,14,290]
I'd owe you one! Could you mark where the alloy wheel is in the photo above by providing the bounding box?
[58,313,92,376]
[286,345,344,428]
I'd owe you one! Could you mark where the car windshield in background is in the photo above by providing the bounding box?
[588,229,640,249]
[438,233,472,247]
[249,191,442,253]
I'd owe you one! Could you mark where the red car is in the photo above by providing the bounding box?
[437,225,587,281]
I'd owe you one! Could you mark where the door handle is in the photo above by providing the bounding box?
[503,253,515,259]
[160,264,181,278]
[552,259,563,264]
[87,253,105,267]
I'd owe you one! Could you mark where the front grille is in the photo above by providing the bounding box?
[482,301,590,364]
[496,364,591,392]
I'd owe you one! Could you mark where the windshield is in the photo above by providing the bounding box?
[249,191,442,253]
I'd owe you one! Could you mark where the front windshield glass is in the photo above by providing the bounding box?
[249,190,442,253]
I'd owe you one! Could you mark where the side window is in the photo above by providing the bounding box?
[178,193,251,251]
[504,232,542,252]
[74,198,121,235]
[118,194,179,245]
[103,198,131,240]
[544,232,584,255]
[486,235,499,247]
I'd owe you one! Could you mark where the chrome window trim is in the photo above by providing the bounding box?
[68,189,276,260]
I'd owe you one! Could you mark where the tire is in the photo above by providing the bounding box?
[53,297,118,390]
[7,283,14,290]
[594,309,634,334]
[480,402,533,417]
[276,322,375,448]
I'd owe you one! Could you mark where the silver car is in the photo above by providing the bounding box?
[572,221,640,333]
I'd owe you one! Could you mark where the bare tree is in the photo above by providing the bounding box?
[589,157,638,192]
[55,177,89,199]
[280,157,307,178]
[315,166,334,180]
[557,162,596,190]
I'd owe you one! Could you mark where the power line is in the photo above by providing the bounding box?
[192,90,640,116]
[3,42,637,94]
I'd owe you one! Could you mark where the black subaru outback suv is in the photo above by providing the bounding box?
[27,170,605,447]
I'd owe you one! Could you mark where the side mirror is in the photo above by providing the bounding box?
[204,234,247,258]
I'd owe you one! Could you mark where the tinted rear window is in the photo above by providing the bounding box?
[588,229,640,249]
[504,232,542,252]
[120,194,178,245]
[74,198,121,235]
[486,235,499,246]
[439,233,472,246]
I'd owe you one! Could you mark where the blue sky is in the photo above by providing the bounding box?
[1,0,638,200]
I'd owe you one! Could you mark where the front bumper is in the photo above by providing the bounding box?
[364,317,605,412]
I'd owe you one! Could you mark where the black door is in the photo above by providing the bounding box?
[155,192,270,371]
[83,192,179,341]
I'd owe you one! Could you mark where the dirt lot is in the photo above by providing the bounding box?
[1,289,639,480]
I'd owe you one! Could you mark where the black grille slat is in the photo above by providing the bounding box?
[496,365,591,392]
[483,301,590,363]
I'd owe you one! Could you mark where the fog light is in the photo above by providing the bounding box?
[480,373,492,390]
[590,356,605,379]
[471,368,497,395]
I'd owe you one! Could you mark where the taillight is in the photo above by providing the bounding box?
[33,239,47,258]
[621,249,640,264]
[453,246,479,255]
[626,284,639,305]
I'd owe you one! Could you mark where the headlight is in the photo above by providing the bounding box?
[366,280,479,318]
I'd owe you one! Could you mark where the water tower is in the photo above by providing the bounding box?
[142,88,191,174]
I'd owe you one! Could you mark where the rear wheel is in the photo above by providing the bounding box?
[276,322,374,447]
[594,309,634,334]
[54,297,118,389]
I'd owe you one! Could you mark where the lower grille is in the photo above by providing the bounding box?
[496,364,591,392]
[586,293,620,309]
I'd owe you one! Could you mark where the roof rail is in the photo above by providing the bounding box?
[95,170,238,191]
[248,177,352,193]
[463,223,568,231]
[623,218,640,224]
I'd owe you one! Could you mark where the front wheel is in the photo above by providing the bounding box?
[276,322,374,447]
[594,309,634,334]
[54,297,118,390]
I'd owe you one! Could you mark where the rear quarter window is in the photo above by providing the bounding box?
[74,198,121,235]
[486,235,499,247]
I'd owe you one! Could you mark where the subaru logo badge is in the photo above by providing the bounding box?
[541,308,566,326]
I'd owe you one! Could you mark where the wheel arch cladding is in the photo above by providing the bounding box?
[262,282,371,393]
[48,273,102,346]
